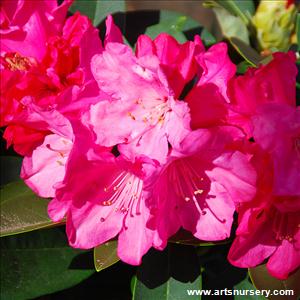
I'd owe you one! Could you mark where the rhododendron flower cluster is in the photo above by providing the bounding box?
[1,0,299,280]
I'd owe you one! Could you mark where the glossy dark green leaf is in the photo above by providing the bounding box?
[234,0,255,17]
[237,61,252,74]
[249,264,300,300]
[204,0,250,25]
[196,244,267,299]
[0,156,22,186]
[234,275,266,299]
[145,10,202,43]
[0,181,61,237]
[0,227,94,300]
[229,37,261,66]
[213,7,249,44]
[70,0,125,26]
[169,229,231,247]
[131,244,202,300]
[201,28,217,47]
[93,240,119,272]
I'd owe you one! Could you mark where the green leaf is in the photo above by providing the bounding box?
[229,37,261,66]
[198,244,268,299]
[296,14,300,51]
[237,61,252,74]
[213,7,250,44]
[204,0,250,25]
[145,10,202,43]
[201,28,217,47]
[70,0,125,26]
[234,275,266,300]
[234,0,255,17]
[1,227,94,300]
[93,240,119,272]
[169,229,231,246]
[0,156,22,186]
[249,264,300,300]
[0,181,61,237]
[131,244,202,300]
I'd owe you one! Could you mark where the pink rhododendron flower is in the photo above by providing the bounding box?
[252,103,300,196]
[48,122,157,265]
[228,147,300,279]
[146,126,256,249]
[184,42,236,129]
[21,133,73,198]
[0,2,103,155]
[0,2,120,199]
[88,41,191,163]
[227,52,297,136]
[0,0,72,60]
[136,35,235,130]
[135,33,204,98]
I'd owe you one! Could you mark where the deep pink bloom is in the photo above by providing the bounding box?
[0,0,72,61]
[21,133,73,198]
[48,123,157,265]
[136,35,235,130]
[227,52,297,136]
[229,199,300,279]
[0,3,103,155]
[136,33,204,98]
[252,103,300,196]
[146,126,256,249]
[228,148,300,279]
[185,43,236,129]
[88,42,191,163]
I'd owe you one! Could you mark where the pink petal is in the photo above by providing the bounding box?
[21,134,72,198]
[196,42,236,101]
[48,196,71,222]
[207,151,257,204]
[266,231,300,279]
[186,83,228,129]
[228,217,277,267]
[117,197,154,265]
[104,15,123,45]
[135,34,156,58]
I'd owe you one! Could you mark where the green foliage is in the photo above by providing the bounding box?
[249,265,300,300]
[145,10,203,43]
[237,61,252,74]
[213,6,250,45]
[234,276,266,300]
[131,244,202,300]
[170,228,231,246]
[0,156,22,186]
[93,240,119,272]
[229,37,261,66]
[70,0,125,26]
[201,28,217,47]
[0,181,61,237]
[0,227,94,300]
[132,244,268,300]
[204,0,253,25]
[233,0,255,17]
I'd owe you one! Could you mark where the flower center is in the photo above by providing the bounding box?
[127,97,171,126]
[170,158,226,223]
[271,208,299,243]
[99,172,143,223]
[2,52,33,71]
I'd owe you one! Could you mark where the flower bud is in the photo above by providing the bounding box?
[252,0,297,52]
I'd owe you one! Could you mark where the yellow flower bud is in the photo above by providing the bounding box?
[252,0,297,52]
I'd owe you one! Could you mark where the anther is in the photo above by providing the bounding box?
[194,189,204,195]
